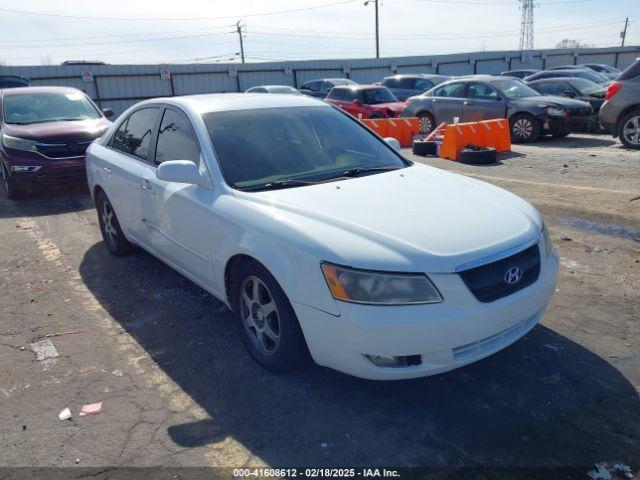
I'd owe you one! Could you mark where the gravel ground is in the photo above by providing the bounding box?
[0,133,638,477]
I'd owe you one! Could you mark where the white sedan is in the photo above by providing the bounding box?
[86,94,559,380]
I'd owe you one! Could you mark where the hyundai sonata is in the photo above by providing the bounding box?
[86,93,558,380]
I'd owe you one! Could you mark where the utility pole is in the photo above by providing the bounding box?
[518,0,535,51]
[620,17,629,47]
[236,21,245,64]
[364,0,379,58]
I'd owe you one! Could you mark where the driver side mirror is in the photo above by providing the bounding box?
[101,108,114,118]
[384,137,401,151]
[352,99,362,106]
[156,160,204,186]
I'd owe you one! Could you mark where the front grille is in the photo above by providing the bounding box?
[459,244,541,303]
[36,139,93,158]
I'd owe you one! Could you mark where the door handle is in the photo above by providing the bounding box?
[141,179,153,192]
[103,167,112,174]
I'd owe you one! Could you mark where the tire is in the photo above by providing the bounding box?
[1,161,25,199]
[552,129,570,138]
[417,112,435,135]
[618,109,640,149]
[230,259,310,373]
[95,191,134,256]
[509,113,541,143]
[412,140,437,156]
[459,147,497,165]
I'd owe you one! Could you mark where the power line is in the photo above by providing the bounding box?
[0,1,358,22]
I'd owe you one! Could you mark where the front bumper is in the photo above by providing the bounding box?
[294,249,559,380]
[2,150,87,192]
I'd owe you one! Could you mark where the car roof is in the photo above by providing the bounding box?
[251,85,296,89]
[331,85,385,91]
[528,77,575,83]
[0,86,84,96]
[384,74,446,79]
[140,93,330,114]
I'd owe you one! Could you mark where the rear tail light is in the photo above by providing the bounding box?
[605,81,622,101]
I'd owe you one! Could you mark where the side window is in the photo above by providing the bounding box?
[320,81,333,93]
[536,81,563,95]
[121,107,159,161]
[327,89,342,100]
[399,78,416,89]
[415,79,433,91]
[434,82,466,98]
[111,118,128,151]
[468,82,499,100]
[301,82,315,91]
[343,90,357,102]
[382,78,400,88]
[155,109,200,165]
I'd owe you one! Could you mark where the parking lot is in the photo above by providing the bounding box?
[1,132,638,472]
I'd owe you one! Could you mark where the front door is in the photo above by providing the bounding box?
[429,81,467,124]
[462,82,508,122]
[140,107,216,287]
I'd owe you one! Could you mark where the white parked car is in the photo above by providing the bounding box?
[86,93,559,380]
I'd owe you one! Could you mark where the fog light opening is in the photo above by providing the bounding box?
[365,354,422,368]
[11,166,42,173]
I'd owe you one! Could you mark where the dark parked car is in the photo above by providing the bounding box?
[527,77,606,131]
[524,69,610,86]
[325,85,405,118]
[548,64,620,80]
[400,75,593,142]
[245,85,300,94]
[0,75,31,89]
[500,69,540,79]
[299,78,358,98]
[0,86,113,198]
[599,58,640,149]
[379,74,449,101]
[580,63,621,80]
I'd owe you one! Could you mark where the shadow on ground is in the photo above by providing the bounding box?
[531,135,617,149]
[0,184,91,219]
[79,242,640,468]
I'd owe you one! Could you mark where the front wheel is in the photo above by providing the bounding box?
[1,162,24,199]
[417,112,435,135]
[618,109,640,149]
[231,260,310,372]
[509,113,541,143]
[95,191,134,256]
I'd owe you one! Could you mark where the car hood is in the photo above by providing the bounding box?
[512,95,592,110]
[233,163,542,273]
[1,117,111,142]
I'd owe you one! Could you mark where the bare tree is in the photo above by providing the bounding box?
[556,39,595,49]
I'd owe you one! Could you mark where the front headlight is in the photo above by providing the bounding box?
[546,106,566,117]
[1,134,39,152]
[542,223,553,257]
[321,263,442,305]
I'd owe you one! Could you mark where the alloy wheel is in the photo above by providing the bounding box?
[418,115,433,134]
[512,118,533,139]
[239,276,281,355]
[101,200,118,246]
[622,115,640,146]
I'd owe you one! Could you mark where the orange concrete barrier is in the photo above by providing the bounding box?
[361,117,420,147]
[439,118,511,161]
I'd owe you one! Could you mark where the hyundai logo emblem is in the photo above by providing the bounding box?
[504,266,524,285]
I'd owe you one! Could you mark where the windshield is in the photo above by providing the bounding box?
[268,86,299,94]
[568,78,605,96]
[362,88,398,104]
[492,79,540,99]
[573,70,608,83]
[3,92,101,125]
[204,106,406,190]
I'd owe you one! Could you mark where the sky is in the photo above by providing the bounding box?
[0,0,637,65]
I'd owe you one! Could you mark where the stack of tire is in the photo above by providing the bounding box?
[412,139,497,165]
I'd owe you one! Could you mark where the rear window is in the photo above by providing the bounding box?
[618,59,640,81]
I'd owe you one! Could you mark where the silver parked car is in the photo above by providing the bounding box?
[599,58,640,149]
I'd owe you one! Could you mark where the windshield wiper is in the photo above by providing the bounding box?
[338,165,402,178]
[238,178,322,191]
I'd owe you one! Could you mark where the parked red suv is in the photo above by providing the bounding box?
[0,86,113,198]
[325,85,405,119]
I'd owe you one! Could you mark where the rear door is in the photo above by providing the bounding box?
[429,81,467,124]
[140,106,216,286]
[103,107,160,245]
[462,82,508,122]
